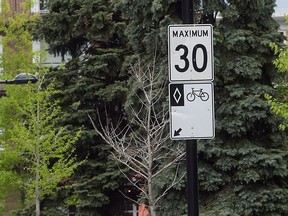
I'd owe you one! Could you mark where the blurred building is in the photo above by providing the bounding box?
[0,0,68,69]
[273,8,288,42]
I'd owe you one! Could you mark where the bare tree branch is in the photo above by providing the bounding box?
[89,58,185,216]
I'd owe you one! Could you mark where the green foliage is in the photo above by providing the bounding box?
[23,0,288,215]
[35,0,117,58]
[200,186,288,216]
[0,73,82,215]
[0,1,82,214]
[9,77,81,205]
[154,161,187,215]
[0,0,40,76]
[0,1,40,212]
[0,170,20,213]
[267,39,288,130]
[115,0,181,56]
[33,0,129,214]
[266,93,288,130]
[197,1,288,215]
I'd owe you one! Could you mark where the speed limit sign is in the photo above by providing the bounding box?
[168,24,214,82]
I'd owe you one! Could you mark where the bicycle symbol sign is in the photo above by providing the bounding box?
[186,88,209,102]
[169,82,215,139]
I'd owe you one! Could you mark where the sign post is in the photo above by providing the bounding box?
[168,1,215,215]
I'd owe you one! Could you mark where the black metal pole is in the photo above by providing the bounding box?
[182,0,194,24]
[186,140,199,216]
[182,0,199,216]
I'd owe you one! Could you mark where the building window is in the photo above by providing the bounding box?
[32,40,70,67]
[40,0,48,13]
[124,202,138,216]
[279,31,287,45]
[31,0,49,13]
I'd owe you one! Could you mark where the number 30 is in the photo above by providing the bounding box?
[175,44,208,73]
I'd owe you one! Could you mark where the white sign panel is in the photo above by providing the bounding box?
[168,24,213,82]
[169,82,215,140]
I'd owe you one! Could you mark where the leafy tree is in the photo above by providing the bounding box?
[10,75,81,216]
[0,151,20,214]
[0,0,38,213]
[0,1,81,215]
[267,17,288,130]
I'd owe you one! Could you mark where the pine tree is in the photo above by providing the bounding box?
[115,0,288,215]
[33,0,288,215]
[34,0,129,214]
[197,0,288,215]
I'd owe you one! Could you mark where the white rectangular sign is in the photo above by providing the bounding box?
[169,82,215,140]
[168,24,213,82]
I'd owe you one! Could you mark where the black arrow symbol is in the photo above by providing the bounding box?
[174,128,182,136]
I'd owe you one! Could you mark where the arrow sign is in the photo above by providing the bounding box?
[174,128,182,136]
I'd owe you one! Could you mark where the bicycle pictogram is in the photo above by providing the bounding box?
[186,88,209,102]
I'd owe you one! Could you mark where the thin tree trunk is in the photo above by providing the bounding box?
[35,186,40,216]
[148,174,156,216]
[35,153,40,216]
[35,90,41,216]
[147,77,156,216]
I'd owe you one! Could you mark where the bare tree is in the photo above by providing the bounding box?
[89,58,185,216]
